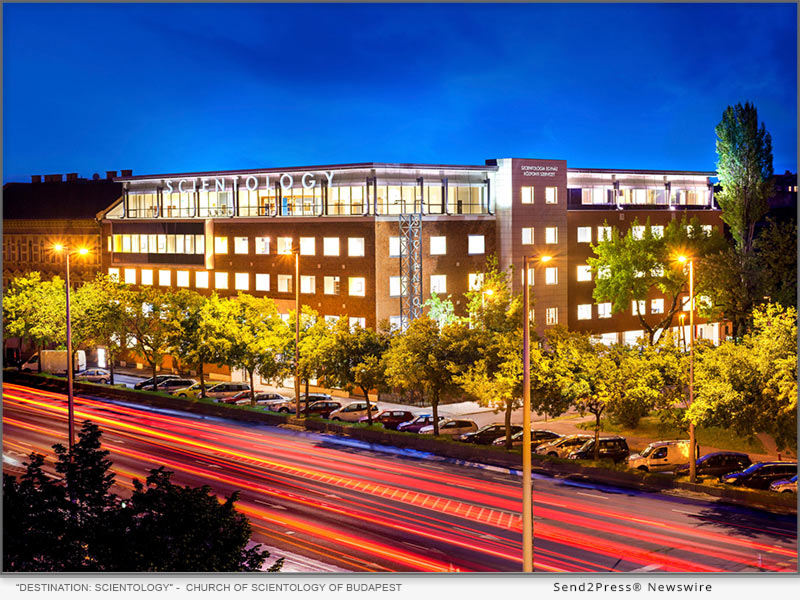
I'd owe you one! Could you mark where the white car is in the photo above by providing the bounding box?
[328,401,380,422]
[418,418,478,438]
[74,368,111,384]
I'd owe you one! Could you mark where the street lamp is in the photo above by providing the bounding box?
[53,243,90,453]
[676,254,697,483]
[678,313,687,352]
[481,288,494,309]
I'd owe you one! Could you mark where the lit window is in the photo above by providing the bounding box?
[234,237,248,254]
[597,265,610,279]
[545,187,557,204]
[521,267,534,286]
[214,237,228,254]
[430,236,447,256]
[521,186,533,204]
[632,226,645,240]
[124,268,136,285]
[324,315,339,324]
[522,227,534,245]
[195,235,204,254]
[122,235,131,252]
[349,317,366,329]
[577,227,592,243]
[577,265,592,282]
[651,298,665,314]
[389,237,400,257]
[632,300,646,316]
[348,237,365,257]
[545,307,558,325]
[702,224,712,235]
[597,303,612,318]
[468,273,484,291]
[349,277,366,296]
[255,274,270,291]
[277,237,293,255]
[278,275,292,293]
[323,237,340,256]
[623,330,644,346]
[195,271,209,289]
[214,272,228,290]
[390,276,401,297]
[108,268,120,282]
[389,316,402,330]
[300,237,315,255]
[300,275,315,294]
[324,276,340,295]
[468,235,485,255]
[430,275,447,294]
[545,227,558,244]
[651,225,664,239]
[175,235,184,254]
[255,237,270,255]
[597,226,612,242]
[682,295,692,311]
[545,267,558,285]
[176,271,190,287]
[235,272,249,291]
[577,304,592,320]
[157,269,170,287]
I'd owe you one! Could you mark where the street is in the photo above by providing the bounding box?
[3,382,797,573]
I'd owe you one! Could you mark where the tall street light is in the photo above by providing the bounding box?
[481,288,494,309]
[293,247,301,418]
[677,255,697,483]
[53,243,89,453]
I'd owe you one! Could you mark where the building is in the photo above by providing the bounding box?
[98,158,724,346]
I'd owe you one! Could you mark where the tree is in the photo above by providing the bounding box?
[715,101,774,254]
[696,247,760,339]
[754,217,797,310]
[119,287,174,389]
[424,292,459,327]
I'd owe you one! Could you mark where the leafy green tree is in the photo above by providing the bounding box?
[696,247,760,339]
[295,310,333,417]
[606,345,663,429]
[424,292,459,327]
[715,101,774,254]
[754,217,797,310]
[119,287,174,389]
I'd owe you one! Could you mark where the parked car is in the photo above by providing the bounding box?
[205,382,251,400]
[298,393,333,403]
[492,429,562,448]
[359,410,416,429]
[251,392,292,407]
[535,434,592,458]
[419,419,479,439]
[721,462,797,490]
[770,475,797,494]
[627,440,694,473]
[329,401,380,422]
[674,451,752,479]
[134,374,180,390]
[397,414,444,433]
[154,378,197,393]
[460,423,523,445]
[74,368,111,384]
[568,436,630,463]
[306,400,343,418]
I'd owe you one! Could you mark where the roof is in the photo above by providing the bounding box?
[2,180,123,220]
[568,167,716,176]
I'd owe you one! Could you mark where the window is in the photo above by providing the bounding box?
[176,270,190,287]
[651,225,664,239]
[598,226,612,242]
[195,271,209,289]
[632,300,646,316]
[300,275,315,294]
[521,267,534,286]
[389,237,400,257]
[522,227,534,245]
[140,269,153,286]
[348,237,365,257]
[651,298,665,314]
[214,272,228,290]
[545,227,558,244]
[545,187,557,204]
[324,276,340,295]
[597,302,612,318]
[299,237,315,255]
[545,307,558,325]
[349,317,366,329]
[632,226,645,240]
[156,269,170,287]
[324,315,339,324]
[390,276,401,297]
[349,277,365,296]
[577,265,592,282]
[389,316,402,330]
[682,295,692,310]
[702,224,713,235]
[234,237,248,254]
[597,265,610,279]
[278,275,293,293]
[323,237,340,256]
[468,235,485,254]
[545,267,558,285]
[124,268,136,285]
[468,273,484,291]
[430,236,447,255]
[214,237,228,254]
[235,272,249,291]
[577,227,592,243]
[108,268,120,282]
[255,274,270,291]
[277,237,293,255]
[521,186,533,204]
[430,275,447,294]
[577,304,592,320]
[255,237,270,255]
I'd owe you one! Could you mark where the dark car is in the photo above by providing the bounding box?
[306,400,343,418]
[134,374,180,390]
[359,410,416,429]
[460,424,523,445]
[721,462,797,490]
[493,429,562,447]
[568,436,630,463]
[674,451,752,479]
[397,414,444,433]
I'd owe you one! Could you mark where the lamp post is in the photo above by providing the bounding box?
[679,313,686,352]
[293,247,301,418]
[481,288,494,309]
[677,255,696,483]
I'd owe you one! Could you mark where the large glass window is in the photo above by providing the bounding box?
[522,228,534,245]
[278,275,292,293]
[323,237,340,256]
[389,276,401,297]
[348,277,365,296]
[389,237,400,257]
[141,269,153,286]
[348,237,365,257]
[214,237,228,254]
[214,272,229,290]
[577,304,592,320]
[195,271,209,289]
[176,270,190,287]
[255,237,270,254]
[430,236,447,256]
[468,235,485,255]
[255,274,270,291]
[300,237,315,256]
[235,272,249,291]
[277,237,293,255]
[234,237,248,254]
[300,275,315,294]
[324,276,340,295]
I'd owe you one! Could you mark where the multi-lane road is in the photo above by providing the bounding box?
[3,382,796,573]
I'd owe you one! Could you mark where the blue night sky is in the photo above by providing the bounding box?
[3,3,797,182]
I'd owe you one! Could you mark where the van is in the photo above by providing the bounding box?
[627,440,694,472]
[21,350,86,374]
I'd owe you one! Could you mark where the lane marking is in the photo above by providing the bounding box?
[672,509,698,516]
[631,564,663,572]
[576,491,608,500]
